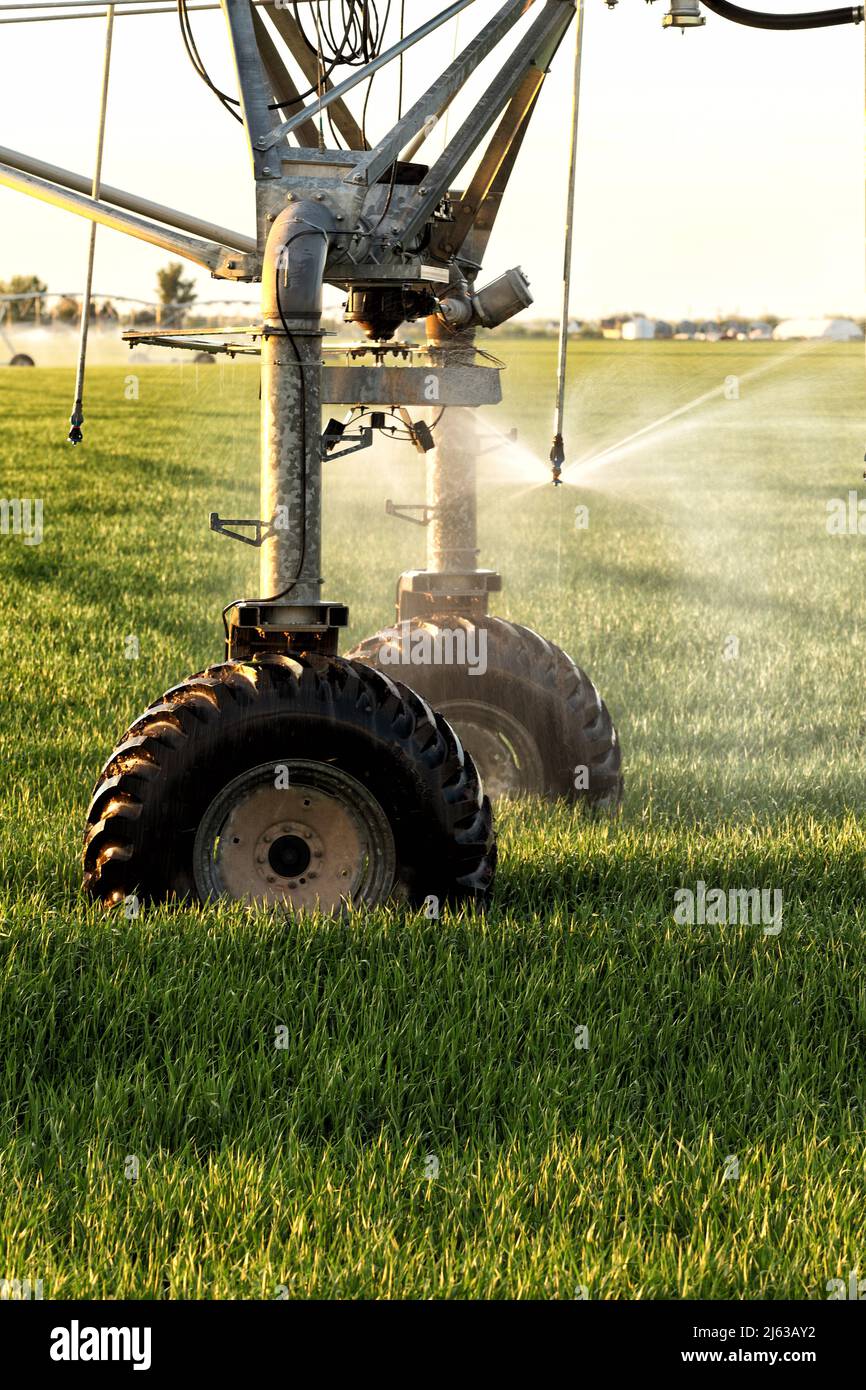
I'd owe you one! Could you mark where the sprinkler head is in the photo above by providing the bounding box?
[662,0,705,26]
[550,433,565,486]
[68,400,84,445]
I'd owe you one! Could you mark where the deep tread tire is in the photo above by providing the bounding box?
[347,615,623,806]
[83,653,495,908]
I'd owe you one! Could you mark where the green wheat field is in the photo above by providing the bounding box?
[0,339,863,1298]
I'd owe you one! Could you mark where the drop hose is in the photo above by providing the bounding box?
[700,0,862,29]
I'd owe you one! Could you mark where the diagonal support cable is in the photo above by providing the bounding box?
[68,2,114,444]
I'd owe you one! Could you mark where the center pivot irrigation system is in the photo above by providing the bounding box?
[1,0,861,912]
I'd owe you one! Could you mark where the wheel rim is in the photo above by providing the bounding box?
[193,759,397,911]
[436,699,544,799]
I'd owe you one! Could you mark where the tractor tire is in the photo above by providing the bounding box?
[9,354,34,367]
[83,654,495,911]
[347,615,622,806]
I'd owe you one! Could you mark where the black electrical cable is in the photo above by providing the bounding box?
[344,407,416,441]
[361,0,392,146]
[371,156,399,233]
[177,0,243,122]
[265,229,323,597]
[700,0,862,28]
[361,72,375,147]
[290,1,385,76]
[346,406,448,442]
[327,108,344,147]
[180,0,392,123]
[273,4,376,109]
[369,1,405,233]
[268,0,392,111]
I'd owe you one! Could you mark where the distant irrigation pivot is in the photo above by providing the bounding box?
[0,289,261,312]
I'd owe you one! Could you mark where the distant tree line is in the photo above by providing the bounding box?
[0,261,199,327]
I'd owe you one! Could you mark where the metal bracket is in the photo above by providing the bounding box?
[123,332,258,358]
[225,599,349,662]
[396,567,503,623]
[209,513,272,548]
[386,500,437,527]
[322,426,374,460]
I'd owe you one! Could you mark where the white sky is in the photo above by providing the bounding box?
[0,0,863,321]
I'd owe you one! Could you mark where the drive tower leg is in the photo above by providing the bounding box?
[395,308,501,622]
[226,201,349,659]
[426,314,480,577]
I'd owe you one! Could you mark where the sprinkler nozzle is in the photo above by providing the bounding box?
[68,401,84,446]
[550,433,565,485]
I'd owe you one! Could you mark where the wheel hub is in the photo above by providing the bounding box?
[437,699,544,799]
[193,760,397,911]
[267,832,313,880]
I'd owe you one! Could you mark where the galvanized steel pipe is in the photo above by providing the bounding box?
[260,201,333,600]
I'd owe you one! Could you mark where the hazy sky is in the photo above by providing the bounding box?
[0,0,863,321]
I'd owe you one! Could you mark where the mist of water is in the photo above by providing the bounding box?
[562,339,819,487]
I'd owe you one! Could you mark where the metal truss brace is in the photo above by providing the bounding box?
[258,0,476,151]
[0,142,256,254]
[396,0,576,249]
[221,0,282,178]
[250,6,320,147]
[0,161,247,275]
[444,67,545,260]
[345,0,535,189]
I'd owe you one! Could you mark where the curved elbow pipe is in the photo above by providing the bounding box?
[261,201,333,324]
[700,0,862,28]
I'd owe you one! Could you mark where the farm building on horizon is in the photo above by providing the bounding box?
[620,315,656,340]
[773,317,863,341]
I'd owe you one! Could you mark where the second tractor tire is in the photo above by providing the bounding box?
[347,615,622,805]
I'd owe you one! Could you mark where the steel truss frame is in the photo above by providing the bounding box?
[1,0,579,651]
